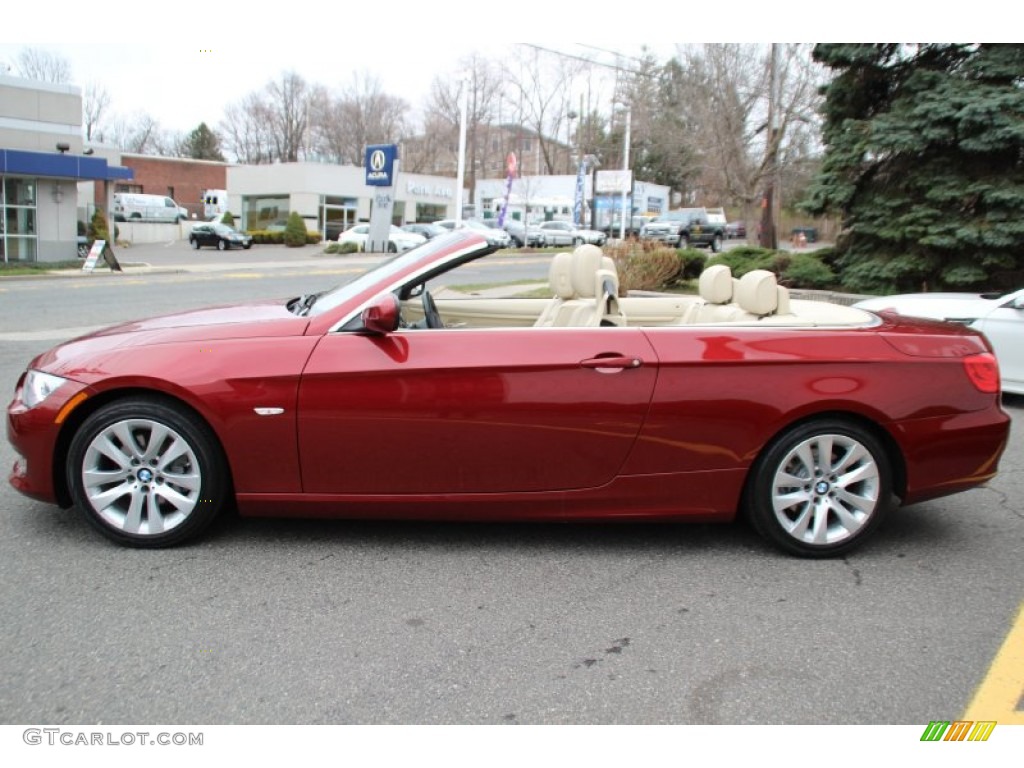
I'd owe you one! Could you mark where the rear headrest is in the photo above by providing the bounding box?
[571,244,605,299]
[548,252,574,299]
[698,264,733,304]
[735,269,780,316]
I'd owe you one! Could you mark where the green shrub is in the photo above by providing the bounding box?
[677,248,707,280]
[323,242,340,254]
[712,246,776,277]
[283,212,307,248]
[88,208,111,244]
[337,241,359,254]
[781,253,836,289]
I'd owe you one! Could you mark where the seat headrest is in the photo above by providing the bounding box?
[699,264,733,304]
[735,269,779,316]
[548,252,575,299]
[571,244,605,299]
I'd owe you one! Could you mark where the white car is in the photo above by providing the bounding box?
[538,220,607,247]
[434,219,512,249]
[854,288,1024,394]
[337,224,426,253]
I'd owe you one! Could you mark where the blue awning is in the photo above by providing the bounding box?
[0,148,133,182]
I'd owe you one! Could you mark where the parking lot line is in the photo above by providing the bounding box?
[962,602,1024,724]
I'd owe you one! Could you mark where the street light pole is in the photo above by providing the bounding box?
[455,76,469,225]
[619,106,631,241]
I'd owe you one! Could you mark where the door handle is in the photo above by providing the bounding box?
[580,355,643,371]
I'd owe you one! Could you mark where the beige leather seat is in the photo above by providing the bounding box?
[533,251,581,327]
[734,269,791,318]
[683,264,750,323]
[534,245,626,327]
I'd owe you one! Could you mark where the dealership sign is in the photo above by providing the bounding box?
[365,144,398,187]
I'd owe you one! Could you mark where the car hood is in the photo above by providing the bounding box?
[32,299,311,375]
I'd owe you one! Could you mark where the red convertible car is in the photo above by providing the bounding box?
[6,232,1011,556]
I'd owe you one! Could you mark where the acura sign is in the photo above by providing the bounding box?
[365,144,398,187]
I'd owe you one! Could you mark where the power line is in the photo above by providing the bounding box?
[517,44,658,79]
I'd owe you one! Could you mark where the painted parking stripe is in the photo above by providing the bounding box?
[963,602,1024,724]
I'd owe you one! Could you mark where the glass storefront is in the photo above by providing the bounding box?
[241,195,289,231]
[2,178,38,262]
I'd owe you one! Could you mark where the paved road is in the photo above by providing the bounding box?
[0,251,1021,726]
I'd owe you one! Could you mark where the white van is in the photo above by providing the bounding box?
[113,193,188,223]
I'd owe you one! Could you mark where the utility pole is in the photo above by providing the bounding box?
[759,43,779,250]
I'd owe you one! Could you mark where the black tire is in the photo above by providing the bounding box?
[190,238,200,250]
[711,235,723,253]
[67,397,229,548]
[217,239,227,251]
[388,241,398,253]
[77,243,89,259]
[243,243,252,250]
[677,234,689,249]
[573,237,583,247]
[745,418,893,558]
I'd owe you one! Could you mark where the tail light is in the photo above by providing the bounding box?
[963,353,1000,393]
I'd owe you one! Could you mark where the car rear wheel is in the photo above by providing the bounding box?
[190,238,199,250]
[677,234,689,249]
[388,241,398,253]
[67,397,229,548]
[746,419,892,558]
[711,235,723,253]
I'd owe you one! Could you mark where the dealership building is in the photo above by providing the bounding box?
[0,74,132,262]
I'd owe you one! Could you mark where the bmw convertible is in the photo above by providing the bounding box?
[6,231,1011,556]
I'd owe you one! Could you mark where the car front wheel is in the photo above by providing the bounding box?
[746,419,892,558]
[67,397,229,548]
[711,235,723,252]
[190,238,200,250]
[217,240,227,251]
[677,234,689,249]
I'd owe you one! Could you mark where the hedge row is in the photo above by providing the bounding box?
[246,230,323,245]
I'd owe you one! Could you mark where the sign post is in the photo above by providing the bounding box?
[365,144,398,253]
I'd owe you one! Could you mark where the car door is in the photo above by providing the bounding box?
[974,291,1024,391]
[297,327,658,496]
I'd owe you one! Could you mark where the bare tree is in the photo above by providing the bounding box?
[312,71,410,166]
[83,82,111,142]
[221,94,277,164]
[107,112,163,154]
[506,47,589,176]
[666,44,823,220]
[14,47,71,83]
[264,71,309,162]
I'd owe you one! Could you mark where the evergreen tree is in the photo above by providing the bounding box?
[283,211,307,247]
[181,122,226,161]
[802,44,1024,293]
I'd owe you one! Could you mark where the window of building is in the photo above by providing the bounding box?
[241,195,289,231]
[1,178,38,262]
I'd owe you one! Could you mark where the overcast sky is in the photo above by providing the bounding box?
[2,4,991,138]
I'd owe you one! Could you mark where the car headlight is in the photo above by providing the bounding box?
[21,370,69,408]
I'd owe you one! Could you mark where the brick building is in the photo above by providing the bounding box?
[104,154,233,221]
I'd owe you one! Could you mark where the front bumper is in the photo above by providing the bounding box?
[7,379,91,505]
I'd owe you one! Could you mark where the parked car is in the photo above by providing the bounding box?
[854,287,1023,394]
[337,224,426,253]
[503,219,547,248]
[7,232,1010,556]
[538,220,607,247]
[725,221,747,239]
[402,223,448,241]
[434,218,512,248]
[188,223,253,251]
[605,215,656,239]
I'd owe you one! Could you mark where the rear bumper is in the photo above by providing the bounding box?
[893,406,1011,504]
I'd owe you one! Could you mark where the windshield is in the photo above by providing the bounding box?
[304,233,487,317]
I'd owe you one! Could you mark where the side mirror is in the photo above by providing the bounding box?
[359,293,401,335]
